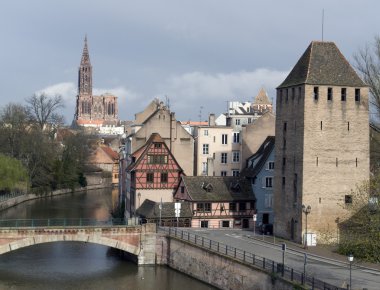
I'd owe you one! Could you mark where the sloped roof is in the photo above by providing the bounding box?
[182,176,254,202]
[101,146,119,160]
[278,41,367,88]
[136,199,193,218]
[241,136,275,178]
[254,88,271,104]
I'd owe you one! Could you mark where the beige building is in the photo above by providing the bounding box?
[194,115,242,177]
[273,41,369,244]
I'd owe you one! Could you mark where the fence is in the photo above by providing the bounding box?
[162,227,348,290]
[0,218,128,228]
[0,190,26,202]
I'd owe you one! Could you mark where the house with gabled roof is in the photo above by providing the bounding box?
[174,176,255,229]
[127,133,184,215]
[241,136,275,229]
[88,144,119,185]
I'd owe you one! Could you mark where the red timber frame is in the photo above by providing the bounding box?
[131,141,183,190]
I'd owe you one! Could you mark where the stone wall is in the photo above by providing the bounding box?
[156,235,296,290]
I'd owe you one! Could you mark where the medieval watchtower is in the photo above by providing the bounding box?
[273,41,369,243]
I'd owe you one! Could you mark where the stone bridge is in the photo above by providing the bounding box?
[0,219,156,265]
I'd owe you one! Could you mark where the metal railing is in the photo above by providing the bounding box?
[162,227,347,290]
[0,218,128,228]
[0,190,26,202]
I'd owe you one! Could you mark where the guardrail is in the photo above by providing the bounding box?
[162,227,347,290]
[0,218,128,228]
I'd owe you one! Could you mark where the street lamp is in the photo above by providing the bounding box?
[348,254,354,290]
[302,204,311,249]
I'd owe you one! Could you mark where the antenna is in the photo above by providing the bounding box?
[322,9,325,41]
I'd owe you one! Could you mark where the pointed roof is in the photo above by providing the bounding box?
[278,41,366,89]
[254,88,271,104]
[80,35,91,65]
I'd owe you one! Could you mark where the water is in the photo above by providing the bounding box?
[0,188,216,290]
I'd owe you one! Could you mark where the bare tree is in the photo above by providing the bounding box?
[26,93,64,130]
[354,36,380,119]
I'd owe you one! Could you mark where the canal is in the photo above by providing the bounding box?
[0,188,217,290]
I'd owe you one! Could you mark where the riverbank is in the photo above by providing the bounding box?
[0,183,112,212]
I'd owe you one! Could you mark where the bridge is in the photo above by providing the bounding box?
[0,219,156,265]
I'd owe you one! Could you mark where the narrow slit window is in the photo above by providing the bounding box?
[336,158,338,167]
[355,89,360,102]
[327,87,333,101]
[316,157,319,166]
[286,89,289,103]
[314,87,319,101]
[356,158,358,167]
[348,122,350,131]
[341,88,347,101]
[292,87,295,101]
[320,121,323,130]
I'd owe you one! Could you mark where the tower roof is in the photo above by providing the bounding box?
[253,88,271,104]
[278,41,366,89]
[80,35,91,65]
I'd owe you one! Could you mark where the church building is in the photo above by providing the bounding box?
[75,37,119,127]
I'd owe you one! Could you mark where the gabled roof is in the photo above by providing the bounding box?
[136,199,193,218]
[241,136,275,178]
[278,41,367,89]
[181,176,254,202]
[127,133,183,172]
[254,88,271,105]
[101,146,119,161]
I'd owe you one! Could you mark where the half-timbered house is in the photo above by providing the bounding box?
[127,133,184,213]
[174,176,256,229]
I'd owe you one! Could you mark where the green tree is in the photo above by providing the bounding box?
[0,154,28,193]
[338,173,380,262]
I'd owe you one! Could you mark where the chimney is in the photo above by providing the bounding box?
[209,113,216,126]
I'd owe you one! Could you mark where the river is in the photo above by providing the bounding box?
[0,188,217,290]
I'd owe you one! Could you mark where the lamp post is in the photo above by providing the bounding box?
[302,204,311,249]
[348,254,354,290]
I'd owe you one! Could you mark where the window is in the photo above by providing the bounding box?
[282,157,286,168]
[265,177,273,188]
[282,177,286,186]
[200,220,209,228]
[222,134,228,145]
[285,89,289,102]
[348,122,350,131]
[160,172,168,183]
[268,161,275,170]
[235,119,241,125]
[248,118,252,124]
[229,202,237,211]
[221,221,230,228]
[292,87,295,100]
[283,122,287,132]
[221,153,228,164]
[298,87,302,99]
[355,88,361,102]
[204,203,211,212]
[313,86,319,100]
[204,129,209,136]
[197,203,203,211]
[198,202,211,212]
[180,186,185,193]
[202,144,209,154]
[233,132,240,143]
[221,171,227,176]
[148,155,168,164]
[327,87,333,101]
[232,151,240,163]
[283,137,286,149]
[345,195,352,204]
[341,88,347,101]
[146,172,154,183]
[154,143,162,148]
[265,193,273,208]
[202,162,208,175]
[279,90,283,103]
[320,121,323,130]
[239,202,246,211]
[232,170,240,177]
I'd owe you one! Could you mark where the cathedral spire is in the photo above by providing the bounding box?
[78,35,92,95]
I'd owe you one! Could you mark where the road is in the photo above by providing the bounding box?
[185,229,380,290]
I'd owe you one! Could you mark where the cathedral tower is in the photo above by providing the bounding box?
[78,36,92,95]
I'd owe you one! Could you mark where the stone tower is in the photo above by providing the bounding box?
[273,41,369,244]
[75,36,119,126]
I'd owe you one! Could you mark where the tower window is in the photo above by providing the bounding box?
[279,90,283,103]
[282,177,286,186]
[355,89,361,102]
[356,158,358,167]
[348,122,350,131]
[316,157,319,166]
[336,158,338,167]
[313,87,319,101]
[327,87,333,101]
[282,157,286,168]
[286,89,289,103]
[292,87,295,101]
[341,88,347,101]
[345,195,352,204]
[283,122,287,132]
[320,121,323,130]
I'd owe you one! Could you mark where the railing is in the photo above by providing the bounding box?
[0,218,128,228]
[0,190,26,202]
[162,227,347,290]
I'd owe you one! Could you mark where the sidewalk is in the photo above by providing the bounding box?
[244,231,380,271]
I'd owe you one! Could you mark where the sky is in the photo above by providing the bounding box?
[0,0,379,124]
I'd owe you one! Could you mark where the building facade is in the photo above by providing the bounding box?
[273,41,369,243]
[74,37,119,127]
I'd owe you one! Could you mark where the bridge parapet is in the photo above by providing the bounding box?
[0,219,157,265]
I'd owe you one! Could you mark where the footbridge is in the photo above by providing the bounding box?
[0,219,156,264]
